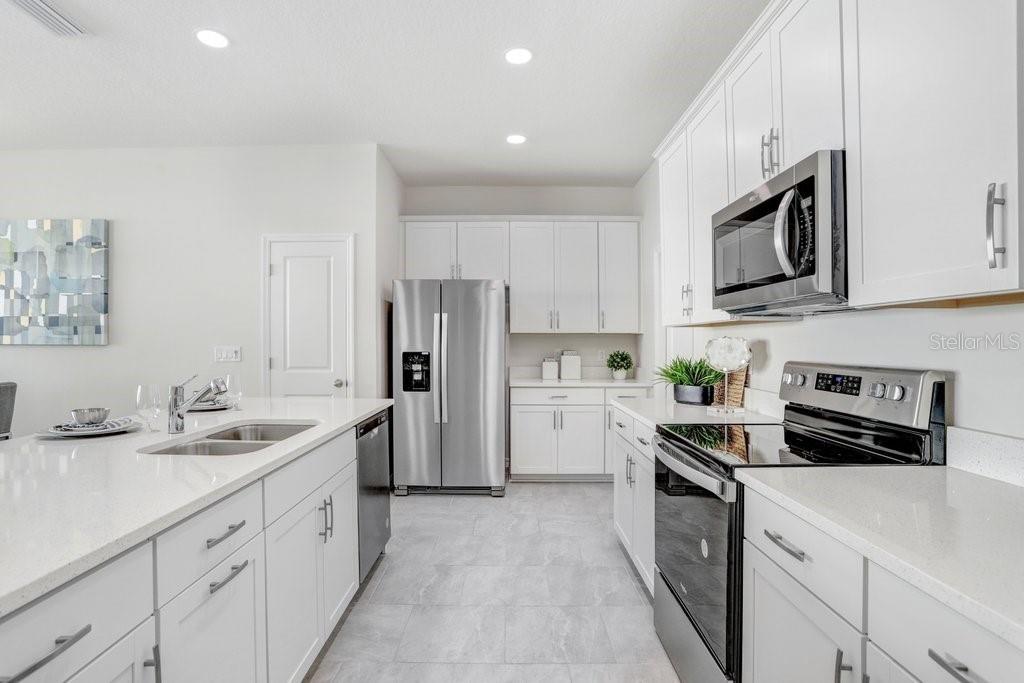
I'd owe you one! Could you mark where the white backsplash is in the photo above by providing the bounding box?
[508,333,640,379]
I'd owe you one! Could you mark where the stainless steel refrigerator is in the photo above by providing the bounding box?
[391,279,507,495]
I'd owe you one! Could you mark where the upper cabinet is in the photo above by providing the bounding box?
[659,138,693,326]
[726,34,776,198]
[844,0,1021,305]
[404,221,456,279]
[456,221,509,281]
[553,221,600,332]
[599,221,640,333]
[509,221,556,332]
[404,220,509,282]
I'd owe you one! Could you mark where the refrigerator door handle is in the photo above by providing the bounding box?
[440,312,449,424]
[432,313,442,424]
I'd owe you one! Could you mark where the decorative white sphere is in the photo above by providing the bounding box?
[704,336,752,373]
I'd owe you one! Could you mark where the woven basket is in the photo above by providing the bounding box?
[712,365,748,408]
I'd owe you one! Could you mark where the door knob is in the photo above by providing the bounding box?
[333,379,347,388]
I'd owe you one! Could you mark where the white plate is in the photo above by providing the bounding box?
[41,417,142,439]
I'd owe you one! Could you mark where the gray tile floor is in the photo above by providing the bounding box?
[309,483,679,682]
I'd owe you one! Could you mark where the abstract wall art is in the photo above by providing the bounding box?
[0,219,109,345]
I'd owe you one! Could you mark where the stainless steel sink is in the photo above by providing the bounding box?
[206,423,313,442]
[150,440,269,456]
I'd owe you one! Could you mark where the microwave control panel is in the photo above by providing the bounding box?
[402,352,431,392]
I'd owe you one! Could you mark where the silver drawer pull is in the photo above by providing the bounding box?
[0,624,92,682]
[764,529,806,562]
[928,649,971,682]
[636,436,650,446]
[326,494,335,538]
[143,644,162,683]
[986,182,1007,269]
[615,421,627,428]
[209,560,249,594]
[833,648,853,682]
[206,520,246,549]
[549,395,568,399]
[319,501,329,542]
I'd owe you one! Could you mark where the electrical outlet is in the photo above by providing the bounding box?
[214,345,241,362]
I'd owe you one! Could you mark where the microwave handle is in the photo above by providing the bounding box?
[773,188,797,277]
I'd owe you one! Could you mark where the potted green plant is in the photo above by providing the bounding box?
[655,356,724,405]
[607,350,633,381]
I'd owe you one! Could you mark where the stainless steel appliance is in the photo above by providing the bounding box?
[712,150,847,316]
[652,362,948,682]
[356,410,391,581]
[391,279,506,495]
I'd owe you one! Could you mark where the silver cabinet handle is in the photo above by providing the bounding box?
[559,410,564,430]
[440,312,449,424]
[607,409,611,429]
[773,188,798,277]
[143,644,162,683]
[548,310,553,329]
[615,421,626,428]
[769,127,781,172]
[764,529,806,562]
[549,394,569,399]
[928,649,971,682]
[457,264,462,278]
[326,494,334,538]
[449,264,455,279]
[636,436,650,447]
[555,310,560,329]
[833,648,853,683]
[552,410,557,430]
[209,560,248,594]
[986,182,1007,268]
[206,520,246,549]
[760,133,771,179]
[600,310,606,329]
[319,501,329,542]
[0,624,92,683]
[627,455,635,486]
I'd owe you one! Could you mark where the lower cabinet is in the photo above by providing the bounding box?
[510,405,604,475]
[612,433,655,594]
[742,540,862,683]
[160,533,268,683]
[66,617,157,683]
[865,642,916,683]
[321,462,360,633]
[612,435,634,549]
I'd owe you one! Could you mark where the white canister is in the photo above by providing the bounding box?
[559,351,582,380]
[541,358,559,381]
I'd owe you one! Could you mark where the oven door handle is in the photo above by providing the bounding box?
[773,188,797,277]
[653,436,736,503]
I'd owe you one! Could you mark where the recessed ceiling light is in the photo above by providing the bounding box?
[506,134,527,145]
[504,48,532,65]
[196,29,230,48]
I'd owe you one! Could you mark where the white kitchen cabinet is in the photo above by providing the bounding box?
[742,540,863,683]
[865,643,916,683]
[160,534,268,683]
[510,405,558,474]
[844,0,1021,305]
[321,461,359,633]
[554,221,600,333]
[509,221,555,332]
[598,221,640,333]
[556,405,605,474]
[659,137,693,326]
[770,0,844,167]
[456,221,508,282]
[687,85,732,324]
[405,221,457,279]
[66,617,156,683]
[612,435,634,551]
[630,450,655,593]
[725,33,775,198]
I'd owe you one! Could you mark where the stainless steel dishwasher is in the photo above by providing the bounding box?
[356,410,391,582]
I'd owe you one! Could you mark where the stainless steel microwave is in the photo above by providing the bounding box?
[711,150,847,316]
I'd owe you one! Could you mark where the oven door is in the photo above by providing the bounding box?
[653,436,741,679]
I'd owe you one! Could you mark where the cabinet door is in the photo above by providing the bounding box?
[688,85,732,324]
[556,406,605,474]
[457,221,508,282]
[321,461,359,634]
[659,138,693,325]
[726,33,775,197]
[160,534,268,683]
[630,453,655,594]
[865,642,916,683]
[509,221,555,332]
[405,222,456,279]
[771,0,844,167]
[598,222,639,333]
[844,0,1020,305]
[612,436,634,552]
[742,541,863,683]
[554,221,600,333]
[265,489,325,683]
[510,405,558,474]
[66,617,156,683]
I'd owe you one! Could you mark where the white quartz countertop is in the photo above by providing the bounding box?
[609,395,778,427]
[509,378,653,389]
[0,396,392,620]
[737,466,1024,651]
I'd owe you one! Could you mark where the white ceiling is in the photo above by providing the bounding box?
[1,0,769,186]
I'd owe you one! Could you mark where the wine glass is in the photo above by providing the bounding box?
[224,373,243,408]
[135,384,162,431]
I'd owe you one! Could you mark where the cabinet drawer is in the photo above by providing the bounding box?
[633,421,655,462]
[0,543,153,683]
[264,431,355,524]
[612,408,635,443]
[744,488,863,629]
[869,563,1024,683]
[510,387,604,405]
[605,387,648,402]
[156,481,263,606]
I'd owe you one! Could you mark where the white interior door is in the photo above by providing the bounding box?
[267,237,352,397]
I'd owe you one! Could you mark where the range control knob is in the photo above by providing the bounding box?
[793,373,807,387]
[782,372,794,385]
[885,384,906,402]
[868,382,887,399]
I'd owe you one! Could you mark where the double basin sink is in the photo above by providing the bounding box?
[143,423,315,456]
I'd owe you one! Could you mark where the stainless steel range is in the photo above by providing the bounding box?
[651,362,948,683]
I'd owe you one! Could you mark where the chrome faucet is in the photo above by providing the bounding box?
[168,375,227,433]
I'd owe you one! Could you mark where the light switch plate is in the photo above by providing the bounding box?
[214,345,241,362]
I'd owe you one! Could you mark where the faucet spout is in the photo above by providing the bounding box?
[168,377,227,433]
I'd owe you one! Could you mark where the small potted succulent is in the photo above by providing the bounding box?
[607,350,634,381]
[656,356,724,405]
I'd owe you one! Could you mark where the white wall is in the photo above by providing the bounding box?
[509,334,640,378]
[0,144,392,435]
[374,150,404,397]
[403,185,637,215]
